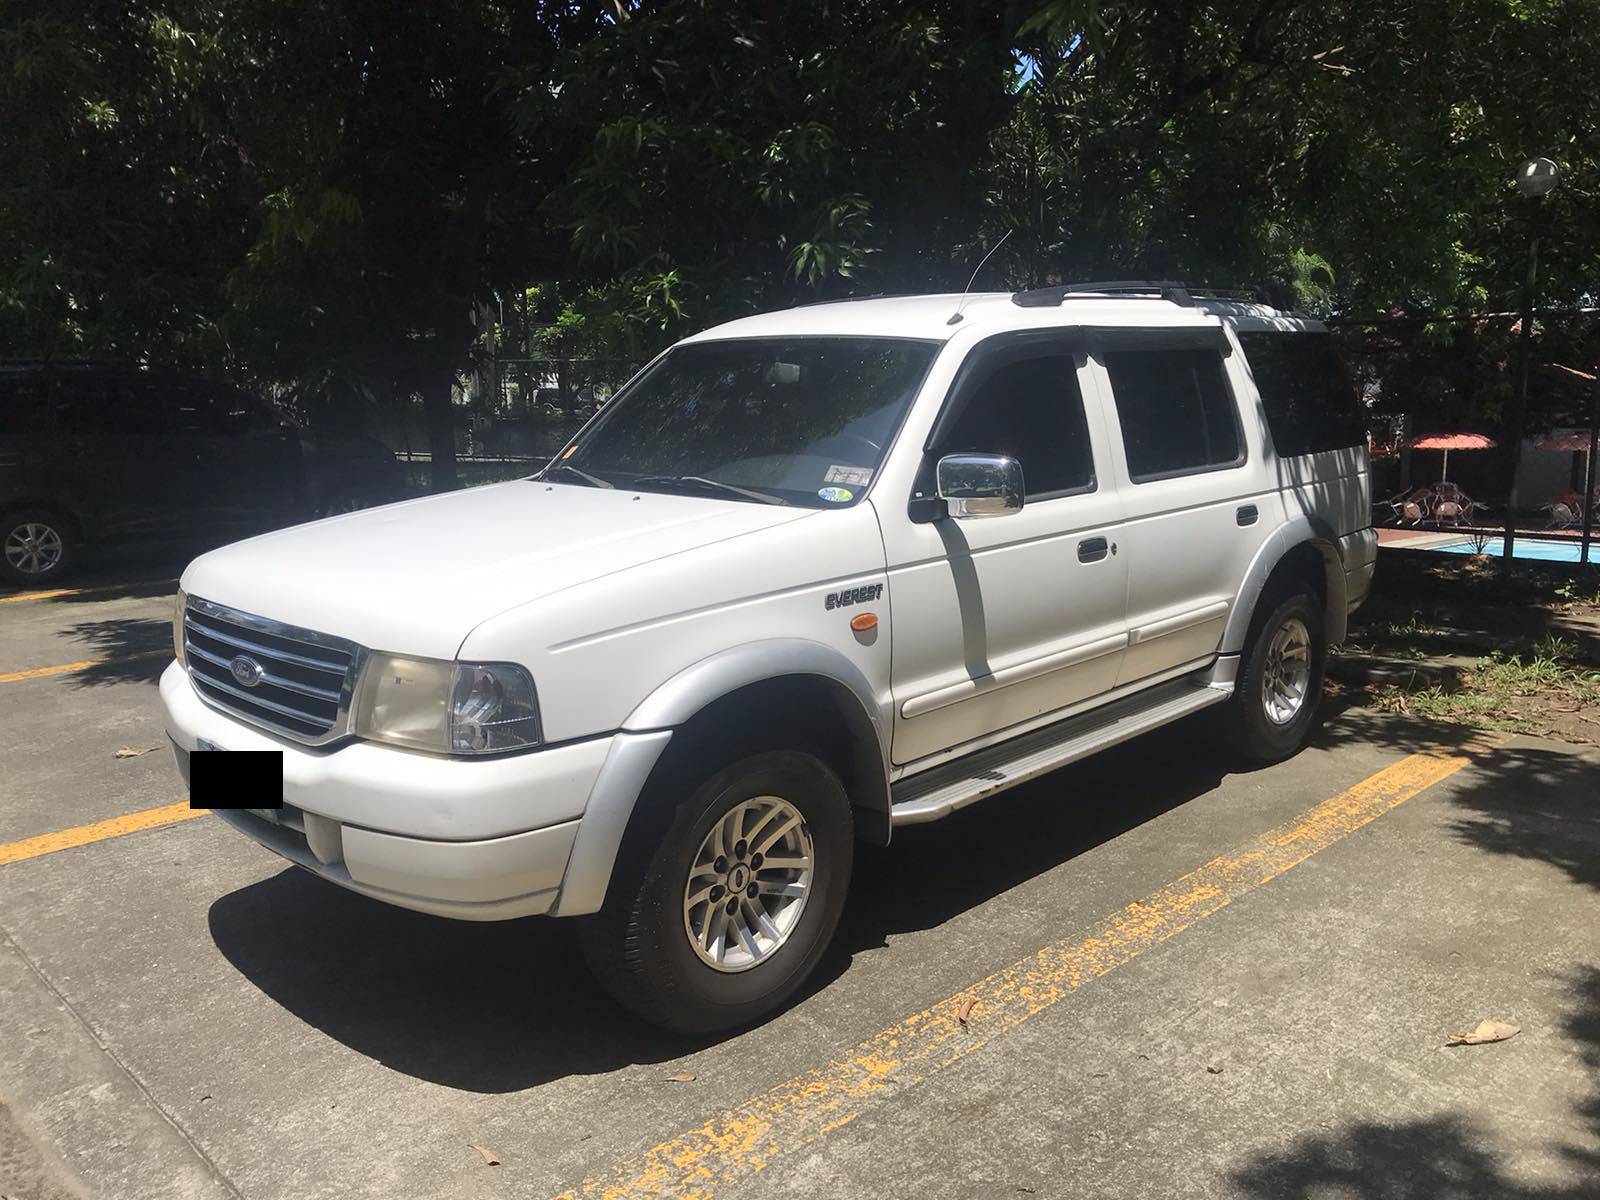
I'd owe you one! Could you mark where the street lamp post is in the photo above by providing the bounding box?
[1502,157,1560,565]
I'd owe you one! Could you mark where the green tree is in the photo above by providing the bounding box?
[988,0,1600,317]
[0,2,243,363]
[5,0,1597,478]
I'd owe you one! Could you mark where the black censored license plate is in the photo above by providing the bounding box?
[190,739,284,812]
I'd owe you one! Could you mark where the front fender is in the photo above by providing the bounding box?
[554,639,892,916]
[622,637,889,740]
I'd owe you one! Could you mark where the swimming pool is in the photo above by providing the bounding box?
[1434,535,1594,563]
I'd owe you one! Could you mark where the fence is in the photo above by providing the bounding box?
[1333,309,1599,564]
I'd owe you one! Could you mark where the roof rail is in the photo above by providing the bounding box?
[1012,280,1196,308]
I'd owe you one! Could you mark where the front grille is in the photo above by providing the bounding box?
[183,597,364,744]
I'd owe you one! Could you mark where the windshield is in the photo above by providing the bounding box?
[548,336,940,507]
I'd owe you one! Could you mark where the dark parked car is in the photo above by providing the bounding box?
[0,363,406,584]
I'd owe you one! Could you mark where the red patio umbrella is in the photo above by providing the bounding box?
[1538,431,1599,510]
[1407,432,1498,481]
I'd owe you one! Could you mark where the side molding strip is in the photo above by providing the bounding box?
[1129,600,1230,645]
[900,632,1126,720]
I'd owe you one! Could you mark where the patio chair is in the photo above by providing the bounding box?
[1379,486,1433,526]
[1546,489,1584,529]
[1429,481,1475,527]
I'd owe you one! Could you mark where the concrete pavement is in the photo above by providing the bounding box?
[0,574,1596,1199]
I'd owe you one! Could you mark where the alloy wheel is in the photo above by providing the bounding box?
[1261,615,1312,726]
[4,522,64,577]
[682,795,814,972]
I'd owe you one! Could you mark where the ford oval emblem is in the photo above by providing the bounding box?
[229,655,265,688]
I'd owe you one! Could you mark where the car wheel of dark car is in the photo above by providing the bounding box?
[1,508,76,586]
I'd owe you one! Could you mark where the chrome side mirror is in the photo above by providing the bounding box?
[936,454,1024,519]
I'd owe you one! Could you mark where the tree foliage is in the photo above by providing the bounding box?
[2,0,1598,463]
[992,0,1600,314]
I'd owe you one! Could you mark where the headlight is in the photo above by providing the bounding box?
[353,654,542,755]
[172,588,188,665]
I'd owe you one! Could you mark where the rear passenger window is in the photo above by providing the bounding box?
[935,352,1094,498]
[1237,331,1364,455]
[1104,348,1241,481]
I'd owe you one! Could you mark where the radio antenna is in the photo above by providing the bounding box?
[948,229,1013,325]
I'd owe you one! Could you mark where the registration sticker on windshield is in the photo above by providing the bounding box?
[823,465,873,486]
[818,486,854,503]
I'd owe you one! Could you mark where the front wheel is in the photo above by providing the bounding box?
[578,750,854,1034]
[1224,589,1327,765]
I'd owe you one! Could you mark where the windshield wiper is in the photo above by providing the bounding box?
[629,474,785,506]
[542,461,613,489]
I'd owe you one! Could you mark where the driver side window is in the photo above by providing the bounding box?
[933,349,1095,500]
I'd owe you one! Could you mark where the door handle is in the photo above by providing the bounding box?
[1236,504,1259,527]
[1078,536,1110,563]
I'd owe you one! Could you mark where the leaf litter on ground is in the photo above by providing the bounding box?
[1446,1020,1520,1047]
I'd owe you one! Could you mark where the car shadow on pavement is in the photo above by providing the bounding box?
[206,718,1235,1094]
[62,616,170,686]
[835,719,1233,956]
[207,873,695,1093]
[0,543,190,601]
[42,577,178,605]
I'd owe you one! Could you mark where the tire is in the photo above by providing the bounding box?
[578,749,854,1034]
[1223,587,1327,765]
[0,508,76,586]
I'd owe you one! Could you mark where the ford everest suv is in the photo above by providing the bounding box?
[161,283,1376,1032]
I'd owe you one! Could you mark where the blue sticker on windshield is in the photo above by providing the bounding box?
[818,486,854,504]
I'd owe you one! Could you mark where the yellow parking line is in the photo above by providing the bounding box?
[557,746,1478,1200]
[0,801,206,867]
[0,650,168,685]
[0,579,177,604]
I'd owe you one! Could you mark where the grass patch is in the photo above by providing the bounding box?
[1373,635,1600,741]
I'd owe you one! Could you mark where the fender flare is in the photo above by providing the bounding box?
[554,639,892,916]
[1221,517,1349,655]
[622,637,889,738]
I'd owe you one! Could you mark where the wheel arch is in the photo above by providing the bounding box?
[0,497,86,545]
[554,640,892,917]
[1221,518,1348,655]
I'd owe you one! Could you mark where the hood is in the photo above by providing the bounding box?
[181,480,811,659]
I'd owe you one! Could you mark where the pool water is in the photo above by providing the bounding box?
[1435,536,1593,563]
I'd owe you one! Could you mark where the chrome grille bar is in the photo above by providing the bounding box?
[183,596,365,745]
[185,613,349,672]
[184,640,343,702]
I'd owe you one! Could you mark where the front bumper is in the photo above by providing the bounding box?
[160,661,612,920]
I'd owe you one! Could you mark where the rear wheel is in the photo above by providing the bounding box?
[1224,588,1326,764]
[1,509,75,586]
[578,750,853,1034]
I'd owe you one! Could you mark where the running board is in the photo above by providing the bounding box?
[889,680,1232,826]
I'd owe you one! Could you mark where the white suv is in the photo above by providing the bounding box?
[161,282,1376,1032]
